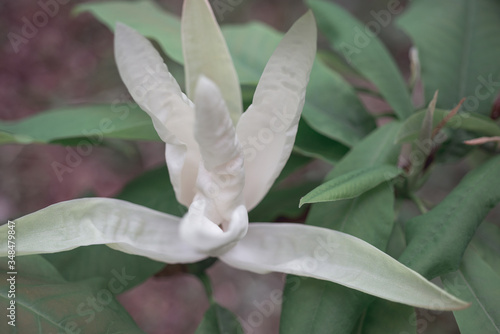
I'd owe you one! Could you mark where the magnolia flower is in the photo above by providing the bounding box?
[0,0,468,311]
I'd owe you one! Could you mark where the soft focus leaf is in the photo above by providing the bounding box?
[397,0,500,116]
[42,246,163,290]
[356,299,416,334]
[0,104,159,145]
[75,1,183,64]
[0,256,143,334]
[396,108,500,143]
[294,119,349,164]
[399,155,500,279]
[309,0,414,119]
[281,123,403,334]
[300,165,401,206]
[302,60,376,146]
[195,303,244,334]
[470,222,500,276]
[442,247,500,334]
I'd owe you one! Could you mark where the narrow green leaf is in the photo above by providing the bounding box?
[308,0,414,119]
[397,0,500,116]
[281,123,402,334]
[0,256,144,333]
[195,303,244,334]
[396,108,500,143]
[442,247,500,334]
[294,119,350,164]
[399,155,500,279]
[0,104,159,145]
[300,165,402,207]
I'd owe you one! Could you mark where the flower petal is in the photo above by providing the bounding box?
[236,11,317,210]
[220,223,470,311]
[0,198,206,263]
[114,22,200,206]
[194,76,241,171]
[179,195,248,256]
[181,0,242,124]
[191,76,246,229]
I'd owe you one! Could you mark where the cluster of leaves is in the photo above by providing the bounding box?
[1,0,500,333]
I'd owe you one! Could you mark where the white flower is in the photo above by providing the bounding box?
[0,0,468,311]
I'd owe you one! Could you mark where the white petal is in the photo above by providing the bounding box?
[179,195,248,256]
[0,198,206,263]
[220,223,470,311]
[114,22,200,206]
[194,76,241,171]
[236,11,317,210]
[181,0,242,124]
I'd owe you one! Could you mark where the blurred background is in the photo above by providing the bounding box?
[0,1,495,333]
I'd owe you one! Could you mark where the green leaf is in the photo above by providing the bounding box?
[442,247,500,334]
[308,0,414,119]
[396,108,500,143]
[302,60,376,146]
[470,222,500,276]
[399,155,500,279]
[116,166,185,216]
[281,123,402,334]
[0,256,144,333]
[250,181,320,223]
[42,246,163,290]
[300,165,402,207]
[0,104,159,145]
[293,119,350,164]
[195,303,244,334]
[355,299,416,334]
[397,0,500,116]
[75,1,183,64]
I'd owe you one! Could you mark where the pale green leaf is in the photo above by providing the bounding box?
[300,165,402,207]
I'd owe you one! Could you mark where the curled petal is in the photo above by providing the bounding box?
[0,198,206,263]
[220,223,470,311]
[114,22,200,206]
[236,11,317,210]
[182,0,242,124]
[179,195,248,256]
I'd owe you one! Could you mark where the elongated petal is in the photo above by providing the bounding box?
[0,198,206,263]
[182,0,242,124]
[194,76,241,171]
[220,223,469,310]
[192,76,246,229]
[114,23,200,206]
[236,11,317,210]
